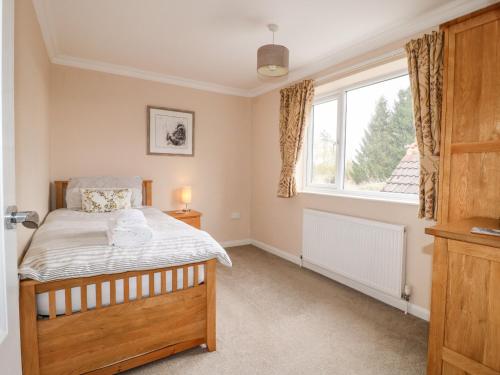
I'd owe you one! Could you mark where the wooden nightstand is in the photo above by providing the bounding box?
[165,210,202,229]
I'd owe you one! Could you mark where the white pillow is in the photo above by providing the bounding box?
[80,188,132,213]
[66,176,143,209]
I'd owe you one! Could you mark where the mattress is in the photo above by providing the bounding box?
[36,265,205,316]
[19,207,231,283]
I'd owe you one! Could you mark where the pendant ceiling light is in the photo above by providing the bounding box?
[257,24,289,77]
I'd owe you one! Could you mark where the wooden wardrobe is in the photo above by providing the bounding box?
[425,4,500,375]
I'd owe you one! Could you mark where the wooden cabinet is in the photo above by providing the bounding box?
[437,4,500,224]
[165,210,202,229]
[426,219,500,375]
[426,4,500,375]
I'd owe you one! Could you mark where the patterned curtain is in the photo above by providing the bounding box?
[405,31,444,220]
[277,80,315,198]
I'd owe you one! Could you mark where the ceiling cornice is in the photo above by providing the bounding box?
[33,0,57,59]
[33,0,496,98]
[32,0,252,97]
[51,55,253,97]
[247,0,497,97]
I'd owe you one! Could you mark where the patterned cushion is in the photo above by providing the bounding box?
[80,188,132,213]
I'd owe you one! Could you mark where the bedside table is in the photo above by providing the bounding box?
[165,210,202,229]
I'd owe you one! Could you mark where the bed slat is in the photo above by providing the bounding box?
[81,285,88,312]
[124,277,129,303]
[161,271,166,294]
[183,267,189,290]
[137,274,142,300]
[48,290,56,319]
[194,265,199,287]
[149,272,155,297]
[65,288,72,316]
[110,279,116,305]
[96,282,102,309]
[173,269,178,292]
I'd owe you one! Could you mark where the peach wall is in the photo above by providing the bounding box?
[250,89,434,313]
[16,3,434,313]
[15,0,51,258]
[50,65,251,243]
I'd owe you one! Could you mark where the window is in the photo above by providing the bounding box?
[304,69,418,202]
[309,99,338,185]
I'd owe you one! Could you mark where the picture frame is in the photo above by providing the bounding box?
[147,106,195,156]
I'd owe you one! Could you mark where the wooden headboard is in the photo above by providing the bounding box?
[54,180,153,209]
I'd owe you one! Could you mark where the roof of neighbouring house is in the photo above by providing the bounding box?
[381,143,420,195]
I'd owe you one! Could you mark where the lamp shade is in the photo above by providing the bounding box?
[257,44,289,77]
[181,186,192,204]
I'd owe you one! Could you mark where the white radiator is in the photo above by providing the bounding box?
[302,209,406,309]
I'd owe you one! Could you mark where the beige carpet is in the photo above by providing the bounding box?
[127,245,428,375]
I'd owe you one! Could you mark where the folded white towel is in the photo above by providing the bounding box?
[107,209,153,247]
[107,225,153,247]
[114,209,147,227]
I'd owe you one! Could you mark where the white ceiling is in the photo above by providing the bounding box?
[34,0,494,96]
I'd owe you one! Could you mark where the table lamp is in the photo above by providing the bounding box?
[181,186,192,212]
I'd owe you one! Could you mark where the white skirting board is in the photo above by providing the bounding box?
[219,239,252,248]
[222,238,429,321]
[302,259,430,321]
[250,239,302,266]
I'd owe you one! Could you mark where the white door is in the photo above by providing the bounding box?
[0,0,22,373]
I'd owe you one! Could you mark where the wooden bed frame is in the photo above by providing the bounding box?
[20,180,216,375]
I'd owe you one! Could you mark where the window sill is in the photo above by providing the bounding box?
[300,187,419,206]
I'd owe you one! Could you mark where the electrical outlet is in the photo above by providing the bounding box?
[231,212,241,220]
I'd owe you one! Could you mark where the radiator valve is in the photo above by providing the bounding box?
[402,284,412,302]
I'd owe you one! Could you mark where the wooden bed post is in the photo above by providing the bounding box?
[19,281,40,375]
[143,180,152,206]
[54,181,67,209]
[206,259,216,352]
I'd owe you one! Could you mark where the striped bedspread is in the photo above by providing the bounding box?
[19,207,232,282]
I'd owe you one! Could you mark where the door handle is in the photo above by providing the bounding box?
[5,206,39,229]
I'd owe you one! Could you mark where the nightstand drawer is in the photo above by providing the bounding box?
[164,210,202,229]
[181,217,200,229]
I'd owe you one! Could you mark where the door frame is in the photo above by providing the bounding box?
[0,0,22,373]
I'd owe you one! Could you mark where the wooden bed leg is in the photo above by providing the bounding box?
[20,281,40,375]
[206,259,216,352]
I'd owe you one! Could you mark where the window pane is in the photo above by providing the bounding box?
[344,75,418,195]
[311,100,338,185]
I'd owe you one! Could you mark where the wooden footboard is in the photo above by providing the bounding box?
[20,259,216,375]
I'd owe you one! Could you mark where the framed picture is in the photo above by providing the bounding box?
[147,106,195,156]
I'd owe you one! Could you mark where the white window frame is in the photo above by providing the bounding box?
[305,92,342,190]
[302,67,418,205]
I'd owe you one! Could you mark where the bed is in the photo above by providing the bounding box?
[19,179,230,375]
